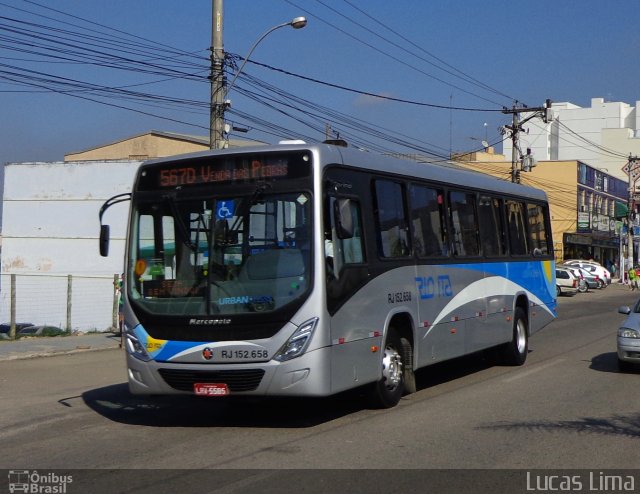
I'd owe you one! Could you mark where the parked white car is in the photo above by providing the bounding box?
[564,260,610,286]
[555,267,579,296]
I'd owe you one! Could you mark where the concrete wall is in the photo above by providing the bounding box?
[0,160,141,330]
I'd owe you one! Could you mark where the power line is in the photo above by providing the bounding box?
[281,0,507,107]
[242,57,503,113]
[335,0,515,101]
[0,1,530,162]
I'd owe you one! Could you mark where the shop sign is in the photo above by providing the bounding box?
[598,215,610,232]
[565,233,592,246]
[577,212,590,231]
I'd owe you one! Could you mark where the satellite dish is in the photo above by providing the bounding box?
[481,140,489,149]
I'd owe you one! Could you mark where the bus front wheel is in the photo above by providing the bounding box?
[501,307,528,366]
[368,329,405,408]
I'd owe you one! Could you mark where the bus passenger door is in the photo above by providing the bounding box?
[325,194,378,392]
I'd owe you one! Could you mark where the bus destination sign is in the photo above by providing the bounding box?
[137,152,311,190]
[158,160,287,187]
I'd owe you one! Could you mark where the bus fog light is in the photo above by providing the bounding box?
[274,318,318,362]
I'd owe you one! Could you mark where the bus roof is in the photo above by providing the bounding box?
[140,141,548,202]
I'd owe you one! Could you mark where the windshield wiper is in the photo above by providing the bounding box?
[228,183,271,233]
[162,193,197,251]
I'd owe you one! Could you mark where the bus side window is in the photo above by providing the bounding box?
[410,184,447,257]
[341,202,364,264]
[449,190,479,257]
[505,200,529,255]
[326,197,365,279]
[374,180,411,258]
[477,195,505,257]
[527,203,550,256]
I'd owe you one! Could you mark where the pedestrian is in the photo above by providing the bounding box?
[114,272,124,333]
[628,266,637,291]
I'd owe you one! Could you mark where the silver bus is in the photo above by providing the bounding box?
[99,142,556,408]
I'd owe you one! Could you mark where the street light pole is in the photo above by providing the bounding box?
[209,1,307,149]
[224,16,307,99]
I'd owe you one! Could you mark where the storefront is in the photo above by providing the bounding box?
[563,212,621,273]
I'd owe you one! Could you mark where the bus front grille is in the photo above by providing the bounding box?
[158,368,265,392]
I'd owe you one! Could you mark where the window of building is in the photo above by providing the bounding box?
[578,190,586,212]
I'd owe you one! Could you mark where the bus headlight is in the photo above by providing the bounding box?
[124,324,152,362]
[274,318,318,362]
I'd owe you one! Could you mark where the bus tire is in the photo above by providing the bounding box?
[368,329,405,408]
[501,307,528,366]
[401,336,417,395]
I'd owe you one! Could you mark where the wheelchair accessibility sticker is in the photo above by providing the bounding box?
[216,200,235,219]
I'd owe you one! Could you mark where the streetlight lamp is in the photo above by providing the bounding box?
[210,15,307,149]
[225,17,307,99]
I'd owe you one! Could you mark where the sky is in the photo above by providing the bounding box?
[2,0,640,164]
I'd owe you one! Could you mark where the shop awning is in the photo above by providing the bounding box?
[615,201,629,219]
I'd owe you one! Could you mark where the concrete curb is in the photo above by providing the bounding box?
[0,333,122,362]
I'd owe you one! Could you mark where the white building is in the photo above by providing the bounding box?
[503,98,640,181]
[0,160,141,331]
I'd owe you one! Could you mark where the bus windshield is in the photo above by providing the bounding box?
[129,189,312,316]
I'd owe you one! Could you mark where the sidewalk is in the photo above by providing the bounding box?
[0,332,122,361]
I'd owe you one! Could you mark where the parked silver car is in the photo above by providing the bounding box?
[617,302,640,371]
[560,265,589,293]
[561,265,602,291]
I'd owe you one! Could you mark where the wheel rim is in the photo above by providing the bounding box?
[515,319,527,354]
[381,344,403,390]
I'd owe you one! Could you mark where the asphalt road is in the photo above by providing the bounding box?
[1,283,639,493]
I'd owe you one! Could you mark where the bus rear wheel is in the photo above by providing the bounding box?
[501,307,528,366]
[368,329,405,408]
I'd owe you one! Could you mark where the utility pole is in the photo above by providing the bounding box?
[208,2,306,149]
[210,0,225,149]
[502,100,553,183]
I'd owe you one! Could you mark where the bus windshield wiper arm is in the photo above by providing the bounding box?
[162,193,197,251]
[228,183,271,233]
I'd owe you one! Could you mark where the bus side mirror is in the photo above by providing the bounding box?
[334,199,354,239]
[99,224,110,257]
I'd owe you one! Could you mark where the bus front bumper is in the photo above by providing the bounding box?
[126,346,333,398]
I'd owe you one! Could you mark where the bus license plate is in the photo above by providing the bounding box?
[194,383,229,396]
